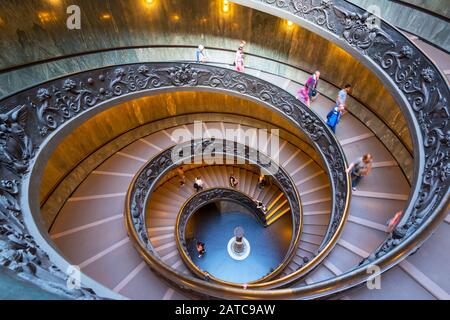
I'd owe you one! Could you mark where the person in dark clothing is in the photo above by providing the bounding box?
[196,241,206,258]
[256,200,267,213]
[229,174,239,188]
[258,174,266,189]
[193,177,204,192]
[346,153,373,191]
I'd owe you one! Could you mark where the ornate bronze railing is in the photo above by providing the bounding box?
[126,139,350,292]
[177,187,269,235]
[175,187,288,283]
[127,139,304,285]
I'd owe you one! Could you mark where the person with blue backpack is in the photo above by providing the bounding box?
[326,84,352,133]
[326,104,345,133]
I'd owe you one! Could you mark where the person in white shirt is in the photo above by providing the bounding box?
[256,200,267,213]
[193,177,204,192]
[196,45,207,63]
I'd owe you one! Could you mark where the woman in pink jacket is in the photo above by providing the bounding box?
[235,46,245,72]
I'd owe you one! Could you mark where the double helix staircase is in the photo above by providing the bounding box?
[50,119,336,298]
[0,0,448,302]
[45,69,446,298]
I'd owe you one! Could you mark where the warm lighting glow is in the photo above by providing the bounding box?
[284,20,295,31]
[142,0,157,13]
[171,14,180,22]
[47,0,62,6]
[223,0,230,13]
[37,11,57,23]
[100,13,112,20]
[200,17,208,24]
[0,17,5,27]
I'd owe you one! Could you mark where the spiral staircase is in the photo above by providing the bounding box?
[0,0,448,300]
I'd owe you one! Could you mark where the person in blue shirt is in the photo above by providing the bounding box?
[336,84,352,109]
[196,45,207,63]
[326,84,352,133]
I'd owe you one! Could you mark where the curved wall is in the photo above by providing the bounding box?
[0,0,412,154]
[400,0,450,19]
[348,0,450,51]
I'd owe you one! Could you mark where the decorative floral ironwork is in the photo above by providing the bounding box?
[0,105,34,174]
[0,178,97,299]
[333,6,395,53]
[129,139,306,284]
[400,45,413,59]
[420,67,435,83]
[264,0,336,32]
[166,64,202,86]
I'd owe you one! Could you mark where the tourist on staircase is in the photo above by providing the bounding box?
[346,153,373,191]
[229,174,239,188]
[196,241,206,258]
[386,210,403,233]
[335,84,352,114]
[326,104,345,133]
[326,84,351,133]
[235,40,246,72]
[256,200,267,213]
[193,177,204,192]
[196,45,207,63]
[177,166,186,186]
[258,174,266,189]
[305,70,320,103]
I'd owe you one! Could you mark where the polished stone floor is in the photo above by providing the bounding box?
[187,204,291,283]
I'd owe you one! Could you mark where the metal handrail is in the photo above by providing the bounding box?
[126,139,305,286]
[175,187,287,284]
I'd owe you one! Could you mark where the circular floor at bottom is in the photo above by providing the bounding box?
[187,205,292,283]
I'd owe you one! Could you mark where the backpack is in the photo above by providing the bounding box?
[326,108,339,127]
